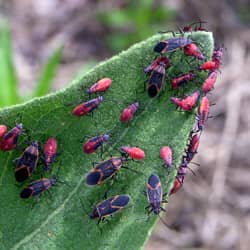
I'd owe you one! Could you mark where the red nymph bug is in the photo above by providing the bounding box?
[184,43,205,60]
[181,20,207,32]
[83,133,110,154]
[144,57,170,75]
[120,102,139,122]
[170,90,200,111]
[85,156,127,186]
[160,146,173,168]
[147,62,166,98]
[146,174,167,215]
[90,194,130,224]
[171,72,195,89]
[184,133,200,163]
[72,96,103,117]
[0,123,23,151]
[0,125,7,138]
[197,96,210,132]
[170,178,183,196]
[154,37,193,54]
[43,137,58,171]
[86,78,112,96]
[202,71,218,94]
[199,60,218,71]
[121,146,145,160]
[20,177,57,199]
[14,141,39,182]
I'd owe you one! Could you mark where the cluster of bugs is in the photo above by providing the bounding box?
[0,123,59,198]
[1,21,222,227]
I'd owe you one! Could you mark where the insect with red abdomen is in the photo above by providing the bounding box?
[181,20,207,33]
[171,72,195,89]
[86,78,112,97]
[170,91,200,111]
[144,57,170,75]
[120,102,139,122]
[170,178,183,196]
[184,133,200,163]
[83,133,110,154]
[196,96,210,132]
[43,137,58,171]
[184,43,205,60]
[72,96,103,117]
[160,146,173,168]
[202,71,218,94]
[0,123,23,151]
[121,146,145,160]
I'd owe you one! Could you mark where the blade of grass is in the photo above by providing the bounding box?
[0,20,19,107]
[33,46,63,98]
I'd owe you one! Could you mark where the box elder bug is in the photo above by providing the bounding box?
[20,177,57,199]
[90,194,130,224]
[170,91,200,111]
[83,133,110,154]
[196,96,210,132]
[43,137,58,171]
[184,43,205,60]
[171,72,195,89]
[184,133,200,164]
[160,146,173,168]
[144,57,170,75]
[0,123,23,151]
[121,146,145,160]
[202,71,217,94]
[170,178,183,196]
[86,156,128,186]
[120,102,139,122]
[14,141,39,182]
[86,78,112,97]
[72,96,103,117]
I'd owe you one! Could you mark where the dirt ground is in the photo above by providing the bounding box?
[1,0,250,249]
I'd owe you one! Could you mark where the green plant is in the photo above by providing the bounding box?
[0,32,213,249]
[0,21,63,107]
[98,0,175,52]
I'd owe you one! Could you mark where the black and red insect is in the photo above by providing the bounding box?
[144,57,170,75]
[120,102,139,122]
[14,141,39,182]
[170,90,200,111]
[181,20,207,32]
[170,178,183,196]
[160,146,173,168]
[121,146,145,160]
[184,133,200,164]
[184,43,205,60]
[86,78,112,96]
[202,71,217,94]
[20,177,57,199]
[154,37,193,54]
[85,156,127,186]
[171,72,195,89]
[83,133,110,154]
[72,96,103,117]
[145,174,167,215]
[43,137,58,171]
[90,194,130,224]
[0,123,23,151]
[147,62,166,98]
[196,96,210,132]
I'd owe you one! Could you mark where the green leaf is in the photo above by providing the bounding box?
[33,46,63,98]
[0,32,213,250]
[0,21,19,107]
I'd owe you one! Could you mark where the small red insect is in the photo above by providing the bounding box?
[184,43,205,60]
[120,102,139,122]
[0,125,7,138]
[197,96,210,131]
[199,60,218,71]
[170,91,200,111]
[86,78,112,95]
[121,146,145,160]
[83,133,110,154]
[184,133,200,163]
[202,71,217,94]
[182,20,207,33]
[170,178,183,196]
[43,137,58,171]
[160,146,173,168]
[72,96,103,117]
[171,73,195,89]
[0,123,23,151]
[144,57,170,74]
